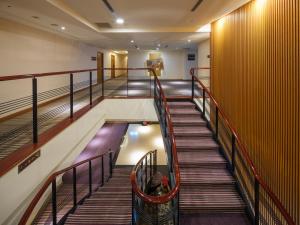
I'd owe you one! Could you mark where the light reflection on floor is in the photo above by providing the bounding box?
[116,124,167,165]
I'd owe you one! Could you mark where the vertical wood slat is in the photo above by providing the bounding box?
[211,0,299,224]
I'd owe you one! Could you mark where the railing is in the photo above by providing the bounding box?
[130,73,180,225]
[190,68,295,225]
[19,150,114,225]
[0,68,153,176]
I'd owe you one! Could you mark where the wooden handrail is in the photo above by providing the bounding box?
[18,150,112,225]
[190,67,295,225]
[0,67,152,81]
[130,69,180,204]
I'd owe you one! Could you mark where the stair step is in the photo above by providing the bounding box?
[172,117,206,126]
[178,151,227,168]
[180,168,235,185]
[173,126,212,137]
[167,101,195,109]
[170,108,201,117]
[180,187,246,213]
[176,137,219,150]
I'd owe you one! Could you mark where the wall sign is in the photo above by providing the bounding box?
[18,150,41,173]
[188,54,195,61]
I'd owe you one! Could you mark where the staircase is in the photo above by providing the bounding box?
[64,166,132,225]
[168,101,251,225]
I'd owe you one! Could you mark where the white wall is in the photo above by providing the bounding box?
[0,18,108,103]
[197,38,210,88]
[184,49,198,80]
[0,98,158,225]
[127,50,188,79]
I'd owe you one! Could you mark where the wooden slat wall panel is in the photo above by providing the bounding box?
[211,0,299,224]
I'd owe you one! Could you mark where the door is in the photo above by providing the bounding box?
[97,52,104,84]
[111,55,116,78]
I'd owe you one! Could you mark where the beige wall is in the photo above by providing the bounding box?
[197,39,210,88]
[0,18,106,103]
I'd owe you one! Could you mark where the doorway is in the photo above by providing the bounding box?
[111,54,116,78]
[97,52,104,84]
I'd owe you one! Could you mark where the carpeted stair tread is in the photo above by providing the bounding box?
[177,151,227,168]
[173,126,212,137]
[169,108,201,116]
[180,168,235,185]
[176,137,219,150]
[64,166,132,225]
[168,101,195,108]
[172,117,206,126]
[180,188,246,213]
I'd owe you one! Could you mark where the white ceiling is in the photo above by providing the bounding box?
[0,0,250,50]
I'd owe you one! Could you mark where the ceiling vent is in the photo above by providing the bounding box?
[191,0,203,12]
[95,22,112,28]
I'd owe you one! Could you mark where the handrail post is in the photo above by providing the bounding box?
[109,151,113,178]
[89,71,92,105]
[215,107,219,140]
[70,73,74,118]
[255,178,260,225]
[72,167,77,212]
[192,75,195,98]
[154,150,157,175]
[102,68,104,97]
[89,160,92,196]
[150,153,153,177]
[32,77,38,143]
[101,156,104,186]
[202,89,206,118]
[132,189,135,225]
[52,179,57,225]
[145,155,148,185]
[231,135,236,174]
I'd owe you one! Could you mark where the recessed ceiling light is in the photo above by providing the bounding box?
[131,40,134,43]
[116,18,124,24]
[188,39,191,42]
[61,26,66,30]
[137,47,140,50]
[157,44,161,47]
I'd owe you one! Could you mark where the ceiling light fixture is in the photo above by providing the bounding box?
[156,47,160,50]
[131,40,134,43]
[61,26,66,30]
[188,39,191,43]
[116,18,124,24]
[157,44,161,47]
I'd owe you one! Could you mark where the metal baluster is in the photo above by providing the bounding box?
[89,160,92,196]
[109,151,113,178]
[150,153,153,177]
[192,75,195,98]
[52,179,57,225]
[145,155,148,185]
[231,135,236,174]
[202,89,206,118]
[72,167,77,211]
[132,189,135,225]
[32,77,38,143]
[101,156,104,186]
[70,73,74,118]
[89,71,92,105]
[255,178,260,225]
[215,107,219,139]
